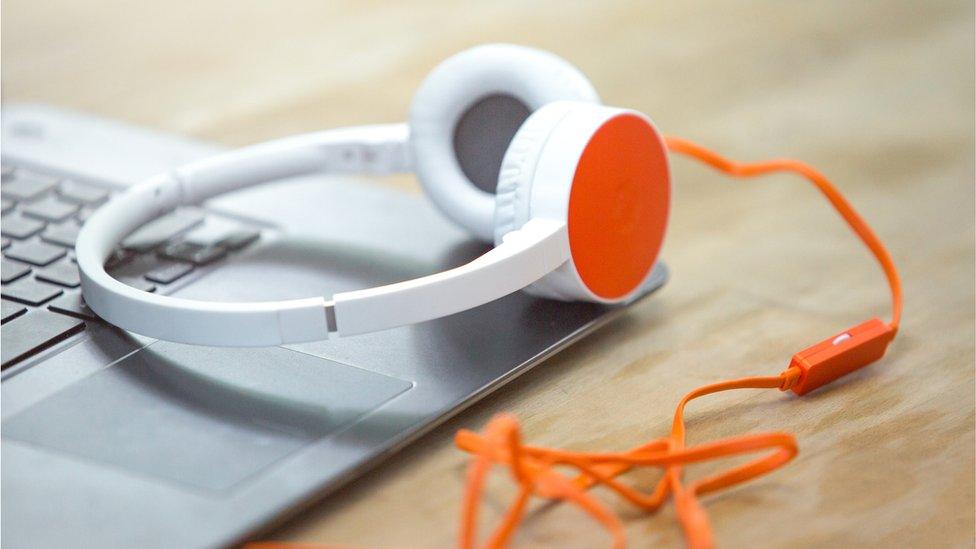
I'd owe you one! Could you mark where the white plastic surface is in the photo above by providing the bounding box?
[333,218,569,336]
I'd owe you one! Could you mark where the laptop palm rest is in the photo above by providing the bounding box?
[2,343,411,492]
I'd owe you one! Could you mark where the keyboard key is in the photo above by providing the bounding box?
[48,292,99,321]
[58,180,110,204]
[144,261,194,284]
[4,241,66,266]
[76,207,96,223]
[218,229,261,250]
[2,171,58,200]
[182,219,259,250]
[1,259,31,283]
[104,249,135,270]
[41,223,81,247]
[1,214,45,239]
[1,238,10,250]
[1,300,27,324]
[1,277,64,305]
[1,199,12,214]
[182,218,239,247]
[1,309,85,368]
[159,241,227,265]
[121,209,204,252]
[118,276,156,293]
[35,262,81,287]
[22,196,80,222]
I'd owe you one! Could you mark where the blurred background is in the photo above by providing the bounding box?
[4,1,972,152]
[3,1,973,547]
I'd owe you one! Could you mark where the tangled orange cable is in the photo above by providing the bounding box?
[455,370,801,549]
[454,137,902,549]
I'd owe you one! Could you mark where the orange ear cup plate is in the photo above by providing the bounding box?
[567,114,670,299]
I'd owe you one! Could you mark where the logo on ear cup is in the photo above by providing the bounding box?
[607,170,643,239]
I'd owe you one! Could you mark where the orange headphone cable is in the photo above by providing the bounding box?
[663,136,902,331]
[454,136,902,549]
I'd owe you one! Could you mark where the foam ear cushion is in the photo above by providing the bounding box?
[409,44,599,242]
[493,102,577,245]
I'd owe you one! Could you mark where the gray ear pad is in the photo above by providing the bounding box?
[453,94,532,194]
[493,102,578,245]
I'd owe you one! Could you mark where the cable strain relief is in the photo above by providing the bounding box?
[778,366,802,391]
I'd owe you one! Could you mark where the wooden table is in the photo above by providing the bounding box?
[4,1,974,546]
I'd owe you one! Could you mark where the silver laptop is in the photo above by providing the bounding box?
[0,104,667,548]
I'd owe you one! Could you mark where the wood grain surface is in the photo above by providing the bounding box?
[3,1,974,547]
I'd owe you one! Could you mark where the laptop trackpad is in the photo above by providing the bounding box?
[2,342,412,492]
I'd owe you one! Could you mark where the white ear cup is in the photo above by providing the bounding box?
[409,44,599,241]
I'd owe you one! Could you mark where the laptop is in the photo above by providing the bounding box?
[0,104,668,548]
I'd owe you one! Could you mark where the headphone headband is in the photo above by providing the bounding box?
[75,125,575,345]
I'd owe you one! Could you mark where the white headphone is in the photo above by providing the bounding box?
[75,44,672,346]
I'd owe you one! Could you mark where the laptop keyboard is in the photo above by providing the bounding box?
[0,164,261,371]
